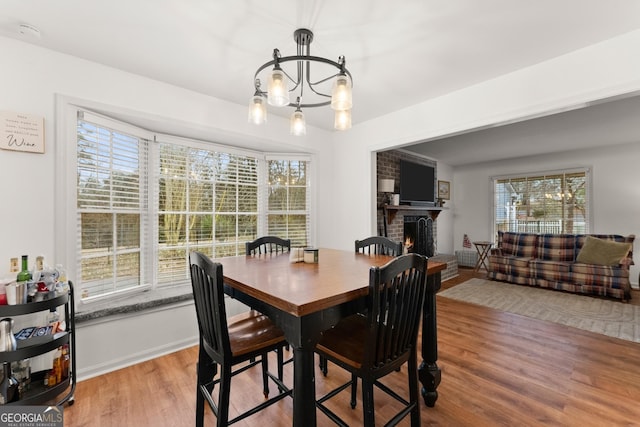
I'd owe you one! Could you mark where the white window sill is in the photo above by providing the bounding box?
[75,284,193,323]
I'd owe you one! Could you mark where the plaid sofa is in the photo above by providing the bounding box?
[488,231,635,301]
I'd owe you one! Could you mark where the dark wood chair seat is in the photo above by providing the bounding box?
[315,314,368,369]
[227,310,287,357]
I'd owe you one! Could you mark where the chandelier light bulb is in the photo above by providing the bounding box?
[290,108,306,136]
[331,74,352,111]
[267,68,290,107]
[334,109,352,130]
[248,95,267,125]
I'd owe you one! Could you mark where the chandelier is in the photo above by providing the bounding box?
[248,28,353,135]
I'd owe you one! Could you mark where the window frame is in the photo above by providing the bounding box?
[55,97,314,311]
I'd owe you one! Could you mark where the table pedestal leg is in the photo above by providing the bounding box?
[292,346,316,426]
[418,271,441,407]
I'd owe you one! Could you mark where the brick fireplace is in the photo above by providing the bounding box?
[377,150,458,281]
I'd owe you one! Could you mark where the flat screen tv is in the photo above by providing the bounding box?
[399,160,436,206]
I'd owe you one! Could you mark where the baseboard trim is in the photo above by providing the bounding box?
[76,337,198,382]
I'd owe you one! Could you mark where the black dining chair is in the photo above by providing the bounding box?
[315,253,428,427]
[355,236,403,256]
[318,235,404,376]
[245,235,293,378]
[246,236,291,255]
[189,251,292,427]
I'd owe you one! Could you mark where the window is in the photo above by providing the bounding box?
[76,114,150,299]
[493,168,590,238]
[156,143,259,285]
[68,109,311,303]
[266,158,310,247]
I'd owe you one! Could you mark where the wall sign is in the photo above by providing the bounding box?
[0,110,45,153]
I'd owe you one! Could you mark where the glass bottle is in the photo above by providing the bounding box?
[55,264,67,284]
[47,309,59,326]
[0,362,18,404]
[16,255,31,283]
[53,348,62,384]
[35,256,44,272]
[9,258,19,274]
[0,362,9,404]
[61,345,70,379]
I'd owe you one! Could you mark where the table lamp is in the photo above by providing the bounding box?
[378,178,395,205]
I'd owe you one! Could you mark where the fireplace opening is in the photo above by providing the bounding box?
[404,216,434,257]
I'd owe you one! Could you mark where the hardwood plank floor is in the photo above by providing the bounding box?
[63,269,640,426]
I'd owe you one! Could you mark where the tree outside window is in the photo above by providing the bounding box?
[494,170,589,237]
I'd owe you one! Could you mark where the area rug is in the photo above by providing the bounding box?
[438,278,640,343]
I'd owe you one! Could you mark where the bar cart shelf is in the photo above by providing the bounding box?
[0,282,76,406]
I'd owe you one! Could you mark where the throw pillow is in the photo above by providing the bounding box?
[576,236,632,266]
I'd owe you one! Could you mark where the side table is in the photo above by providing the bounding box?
[473,241,493,272]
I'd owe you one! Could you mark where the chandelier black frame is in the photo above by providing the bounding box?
[248,28,353,134]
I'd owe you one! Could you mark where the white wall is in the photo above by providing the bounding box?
[434,162,454,254]
[0,36,329,379]
[2,28,640,378]
[451,142,640,286]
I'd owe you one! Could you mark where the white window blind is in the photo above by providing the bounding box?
[157,143,259,284]
[77,113,149,299]
[71,107,312,304]
[493,168,590,237]
[266,159,310,247]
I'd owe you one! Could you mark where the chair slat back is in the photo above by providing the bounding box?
[365,253,428,369]
[355,236,403,257]
[189,251,231,361]
[246,236,291,255]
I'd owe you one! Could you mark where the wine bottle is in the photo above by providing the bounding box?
[0,362,8,404]
[16,255,31,283]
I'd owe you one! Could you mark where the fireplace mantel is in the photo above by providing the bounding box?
[382,204,447,223]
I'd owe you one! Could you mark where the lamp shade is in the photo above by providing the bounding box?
[331,74,352,110]
[248,95,267,124]
[267,68,290,107]
[290,109,306,136]
[378,178,394,193]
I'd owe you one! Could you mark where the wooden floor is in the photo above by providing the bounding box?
[64,269,640,426]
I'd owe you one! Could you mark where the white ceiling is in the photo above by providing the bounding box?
[2,0,640,163]
[405,92,640,166]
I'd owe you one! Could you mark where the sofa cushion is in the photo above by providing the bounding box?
[499,231,538,258]
[572,263,630,278]
[489,255,532,281]
[489,254,530,269]
[576,236,632,266]
[536,234,576,262]
[570,271,630,297]
[576,234,635,266]
[530,259,572,282]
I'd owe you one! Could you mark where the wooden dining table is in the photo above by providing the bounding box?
[217,248,445,426]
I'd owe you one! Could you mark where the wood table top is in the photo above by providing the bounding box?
[217,248,446,318]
